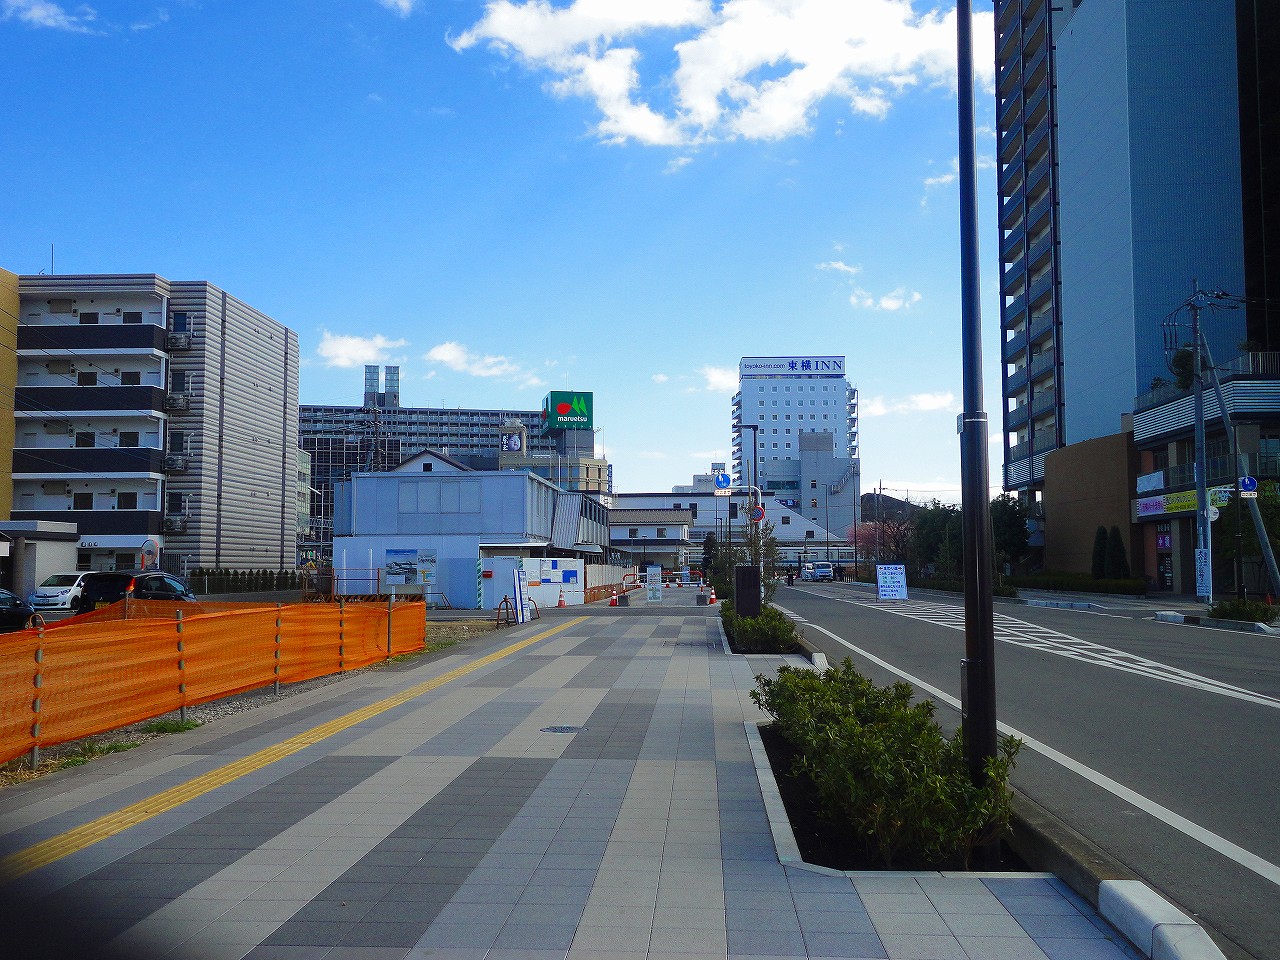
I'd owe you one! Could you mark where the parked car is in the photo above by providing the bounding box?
[0,588,37,631]
[30,571,92,612]
[800,563,815,581]
[812,561,835,581]
[78,570,197,610]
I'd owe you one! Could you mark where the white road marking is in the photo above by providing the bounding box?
[774,606,1280,889]
[824,597,1280,710]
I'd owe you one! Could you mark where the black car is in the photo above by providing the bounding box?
[0,588,37,631]
[78,570,197,610]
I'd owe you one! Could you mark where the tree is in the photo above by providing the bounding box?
[990,494,1029,574]
[701,532,719,575]
[912,500,962,578]
[742,519,783,602]
[1105,526,1130,579]
[1091,526,1108,579]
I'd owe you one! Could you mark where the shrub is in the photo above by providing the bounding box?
[1009,571,1147,596]
[1208,598,1279,625]
[1091,526,1108,579]
[721,603,801,654]
[753,659,1021,869]
[1105,526,1131,580]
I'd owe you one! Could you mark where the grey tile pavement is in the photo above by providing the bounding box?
[0,607,1146,960]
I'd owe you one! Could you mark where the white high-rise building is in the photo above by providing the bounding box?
[732,357,860,540]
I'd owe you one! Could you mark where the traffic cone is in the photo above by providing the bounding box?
[708,586,718,605]
[557,588,566,608]
[609,589,618,606]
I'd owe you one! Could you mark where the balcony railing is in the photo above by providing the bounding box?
[1134,352,1280,410]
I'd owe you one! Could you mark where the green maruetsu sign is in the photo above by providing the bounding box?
[541,391,593,433]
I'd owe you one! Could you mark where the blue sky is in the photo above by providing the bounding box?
[1,0,1000,503]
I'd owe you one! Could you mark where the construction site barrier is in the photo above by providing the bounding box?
[0,599,436,768]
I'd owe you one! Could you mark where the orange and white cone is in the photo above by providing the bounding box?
[557,588,566,608]
[609,589,618,606]
[708,586,718,605]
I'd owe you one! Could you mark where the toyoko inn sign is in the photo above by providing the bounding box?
[739,357,845,377]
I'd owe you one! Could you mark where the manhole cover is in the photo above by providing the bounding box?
[541,725,585,734]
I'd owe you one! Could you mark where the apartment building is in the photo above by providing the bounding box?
[731,357,860,541]
[12,274,299,572]
[996,0,1280,585]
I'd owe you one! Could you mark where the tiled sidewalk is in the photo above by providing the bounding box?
[0,607,1140,960]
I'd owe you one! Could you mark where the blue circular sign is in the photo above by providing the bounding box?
[1241,476,1258,492]
[714,472,732,489]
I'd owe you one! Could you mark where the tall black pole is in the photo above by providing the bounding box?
[955,0,998,790]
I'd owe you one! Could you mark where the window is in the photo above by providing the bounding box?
[75,431,95,448]
[120,371,141,385]
[171,370,189,392]
[811,499,819,508]
[657,528,667,539]
[73,492,93,510]
[116,492,138,510]
[805,530,815,539]
[171,312,189,333]
[77,372,97,386]
[167,492,185,514]
[79,311,99,325]
[168,431,187,454]
[810,480,817,489]
[123,311,142,324]
[628,528,639,538]
[781,515,790,525]
[118,432,139,447]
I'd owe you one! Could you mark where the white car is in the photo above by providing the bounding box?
[30,571,92,612]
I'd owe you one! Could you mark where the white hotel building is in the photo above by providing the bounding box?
[732,356,860,541]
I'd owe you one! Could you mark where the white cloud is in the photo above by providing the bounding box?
[861,391,959,416]
[452,0,994,146]
[850,285,921,310]
[2,0,99,32]
[317,330,408,368]
[425,341,545,388]
[665,156,694,174]
[377,0,416,16]
[131,9,169,31]
[652,373,669,383]
[817,260,861,275]
[699,364,738,393]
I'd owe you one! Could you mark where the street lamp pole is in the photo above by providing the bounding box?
[955,0,999,803]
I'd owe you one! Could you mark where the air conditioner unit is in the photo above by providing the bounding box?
[41,482,70,495]
[164,394,191,411]
[165,455,187,471]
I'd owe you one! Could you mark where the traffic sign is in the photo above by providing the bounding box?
[1243,490,1258,499]
[1241,476,1258,493]
[749,504,765,523]
[1207,506,1220,522]
[713,472,732,489]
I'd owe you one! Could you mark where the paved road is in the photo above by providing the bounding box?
[775,582,1280,960]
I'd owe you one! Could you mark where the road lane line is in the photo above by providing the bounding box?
[776,606,1280,890]
[0,616,586,884]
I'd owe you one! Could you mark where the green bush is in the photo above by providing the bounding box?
[911,577,1018,598]
[1208,598,1279,625]
[721,603,801,654]
[753,659,1021,869]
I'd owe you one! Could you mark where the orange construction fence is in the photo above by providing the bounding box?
[0,599,435,767]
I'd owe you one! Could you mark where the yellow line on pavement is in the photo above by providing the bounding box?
[0,616,586,883]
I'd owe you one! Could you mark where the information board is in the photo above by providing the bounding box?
[876,564,908,601]
[514,568,532,624]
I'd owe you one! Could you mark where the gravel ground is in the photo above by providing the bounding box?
[1,619,498,789]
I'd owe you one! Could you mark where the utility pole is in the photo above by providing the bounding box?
[955,0,999,833]
[1192,281,1213,604]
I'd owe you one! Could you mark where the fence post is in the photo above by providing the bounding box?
[338,597,345,672]
[274,603,282,695]
[176,610,187,724]
[386,591,394,659]
[423,595,429,649]
[30,624,44,770]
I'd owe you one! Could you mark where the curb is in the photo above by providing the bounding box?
[1009,793,1230,960]
[1154,611,1280,635]
[1021,598,1106,611]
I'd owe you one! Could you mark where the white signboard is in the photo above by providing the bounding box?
[1194,548,1212,599]
[514,568,532,624]
[383,548,438,592]
[645,565,663,603]
[876,564,908,601]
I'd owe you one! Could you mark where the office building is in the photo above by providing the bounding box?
[731,357,860,541]
[11,273,299,572]
[997,0,1280,586]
